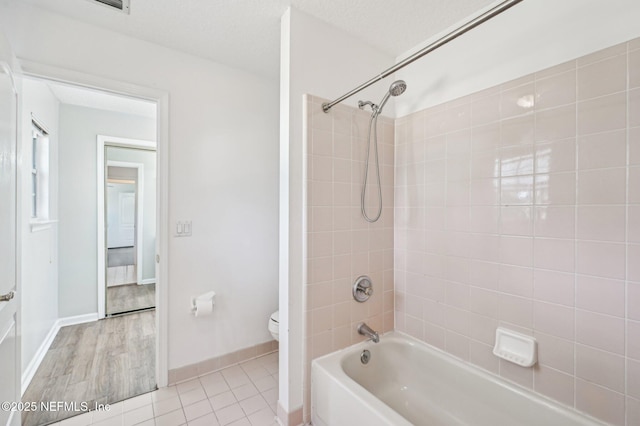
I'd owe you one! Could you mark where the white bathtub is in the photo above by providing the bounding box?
[311,332,605,426]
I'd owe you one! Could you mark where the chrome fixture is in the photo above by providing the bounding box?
[353,275,373,303]
[376,80,407,114]
[360,349,371,365]
[358,80,406,222]
[0,291,15,302]
[321,0,524,113]
[357,322,379,343]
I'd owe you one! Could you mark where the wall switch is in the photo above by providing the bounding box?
[175,220,192,237]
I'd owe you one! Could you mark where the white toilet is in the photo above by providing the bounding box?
[268,310,279,341]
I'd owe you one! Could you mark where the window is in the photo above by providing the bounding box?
[31,120,50,221]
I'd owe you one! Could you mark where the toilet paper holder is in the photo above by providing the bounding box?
[191,291,216,315]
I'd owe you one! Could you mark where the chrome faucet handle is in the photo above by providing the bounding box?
[353,275,373,302]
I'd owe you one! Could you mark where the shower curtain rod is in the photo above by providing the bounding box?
[322,0,524,113]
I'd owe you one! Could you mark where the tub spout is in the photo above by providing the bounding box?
[357,322,379,343]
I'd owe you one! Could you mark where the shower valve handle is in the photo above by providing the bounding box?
[353,276,373,303]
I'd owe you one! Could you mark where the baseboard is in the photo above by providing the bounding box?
[21,313,98,395]
[21,321,59,396]
[139,278,156,285]
[277,402,304,426]
[169,340,278,385]
[57,313,99,328]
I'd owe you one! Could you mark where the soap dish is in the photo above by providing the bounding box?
[493,327,537,367]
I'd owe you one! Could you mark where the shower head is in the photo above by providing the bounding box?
[377,80,407,114]
[389,80,407,96]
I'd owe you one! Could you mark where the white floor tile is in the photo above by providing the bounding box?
[245,366,270,383]
[214,403,245,426]
[221,367,251,389]
[201,375,230,398]
[178,387,207,407]
[260,389,278,406]
[247,407,275,426]
[92,414,124,426]
[187,413,220,426]
[239,359,262,372]
[124,405,154,426]
[231,383,259,402]
[154,408,186,426]
[92,402,124,423]
[252,376,276,393]
[238,394,268,416]
[227,418,251,426]
[183,399,213,422]
[59,412,92,426]
[151,387,179,403]
[176,379,202,395]
[263,362,278,375]
[153,396,182,417]
[209,391,237,411]
[124,393,153,413]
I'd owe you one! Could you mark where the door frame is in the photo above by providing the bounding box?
[19,59,170,388]
[0,54,21,426]
[99,156,148,310]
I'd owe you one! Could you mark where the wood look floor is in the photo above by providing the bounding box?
[106,265,136,286]
[22,311,156,426]
[107,283,155,315]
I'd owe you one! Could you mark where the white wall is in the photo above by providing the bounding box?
[396,0,640,116]
[0,1,279,369]
[19,78,59,377]
[58,104,155,317]
[279,7,394,416]
[107,147,157,282]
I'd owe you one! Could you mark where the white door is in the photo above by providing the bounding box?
[0,38,20,426]
[106,183,136,248]
[118,192,136,246]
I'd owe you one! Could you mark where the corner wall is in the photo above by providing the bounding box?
[279,7,394,422]
[394,39,640,426]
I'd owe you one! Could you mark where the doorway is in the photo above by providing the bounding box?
[17,73,167,425]
[104,147,157,316]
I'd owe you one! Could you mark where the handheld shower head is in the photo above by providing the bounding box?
[389,80,407,96]
[377,80,407,114]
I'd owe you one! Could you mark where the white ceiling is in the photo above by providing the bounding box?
[19,0,496,78]
[46,79,156,118]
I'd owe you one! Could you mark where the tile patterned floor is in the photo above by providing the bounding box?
[50,352,279,426]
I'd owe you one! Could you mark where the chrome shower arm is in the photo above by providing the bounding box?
[358,100,378,111]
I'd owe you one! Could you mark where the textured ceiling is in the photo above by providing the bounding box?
[18,0,496,78]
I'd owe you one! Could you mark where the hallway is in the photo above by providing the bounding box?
[22,312,156,425]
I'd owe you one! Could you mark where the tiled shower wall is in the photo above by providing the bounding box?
[304,95,395,420]
[394,39,640,425]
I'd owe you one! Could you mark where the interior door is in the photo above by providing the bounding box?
[107,182,136,248]
[118,191,136,246]
[0,38,20,426]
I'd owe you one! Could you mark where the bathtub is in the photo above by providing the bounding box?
[311,332,604,426]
